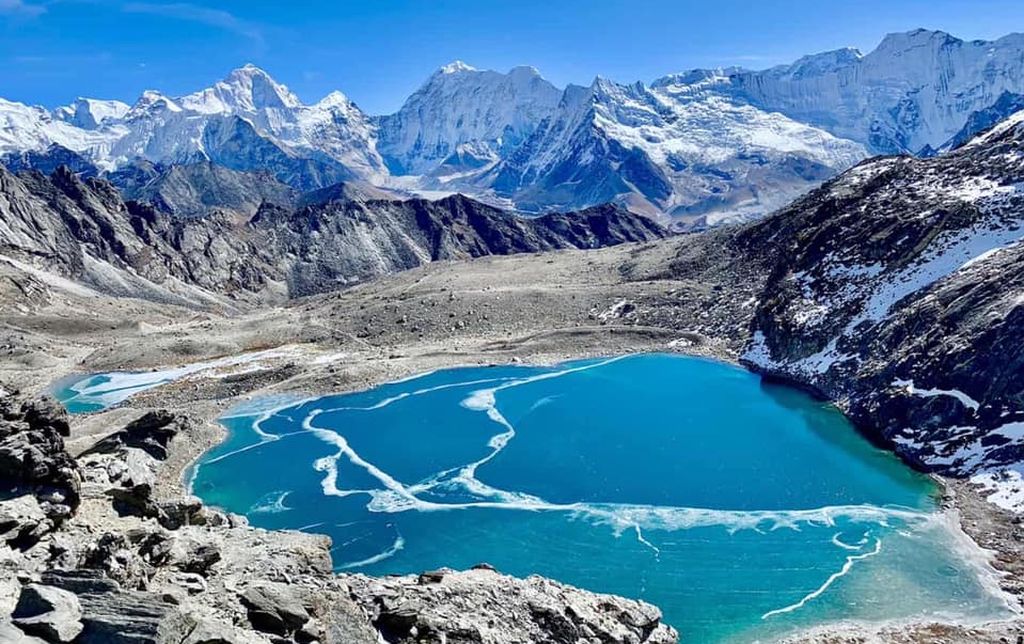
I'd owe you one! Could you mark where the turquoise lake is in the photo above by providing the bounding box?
[55,353,1011,642]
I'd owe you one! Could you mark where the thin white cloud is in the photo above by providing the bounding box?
[13,50,112,64]
[0,0,46,16]
[122,2,264,45]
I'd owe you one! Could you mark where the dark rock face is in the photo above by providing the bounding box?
[254,194,667,296]
[0,166,667,305]
[107,160,297,218]
[0,390,81,547]
[81,411,184,461]
[490,105,675,214]
[295,180,401,208]
[0,145,99,178]
[735,109,1024,481]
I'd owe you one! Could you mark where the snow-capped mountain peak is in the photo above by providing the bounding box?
[179,64,302,115]
[439,60,477,74]
[52,98,130,129]
[873,27,960,54]
[377,62,563,175]
[651,67,741,91]
[127,90,182,117]
[712,29,1024,154]
[0,64,385,183]
[776,47,863,77]
[588,75,617,92]
[506,65,545,81]
[590,76,649,98]
[316,90,354,109]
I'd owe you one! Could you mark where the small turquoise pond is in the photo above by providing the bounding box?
[55,354,1011,642]
[51,372,181,414]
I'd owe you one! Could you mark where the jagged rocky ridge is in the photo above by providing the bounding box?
[106,161,298,219]
[0,165,666,306]
[737,109,1024,509]
[4,29,1024,226]
[474,76,864,226]
[4,152,400,219]
[0,387,678,644]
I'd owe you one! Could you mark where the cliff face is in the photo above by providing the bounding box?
[376,63,563,176]
[737,110,1024,495]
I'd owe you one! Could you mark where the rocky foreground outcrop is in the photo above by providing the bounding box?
[346,570,675,644]
[0,392,80,551]
[0,388,677,643]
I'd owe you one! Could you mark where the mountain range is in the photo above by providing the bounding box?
[2,28,1024,227]
[0,164,665,308]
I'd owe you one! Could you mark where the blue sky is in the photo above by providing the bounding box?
[1,0,1022,114]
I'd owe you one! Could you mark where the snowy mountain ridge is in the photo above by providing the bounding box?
[376,62,563,176]
[0,64,386,183]
[470,73,867,225]
[53,98,131,129]
[3,28,1024,225]
[703,29,1024,154]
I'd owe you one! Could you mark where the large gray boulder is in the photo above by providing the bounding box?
[345,568,678,644]
[0,620,48,643]
[0,391,81,543]
[12,583,83,643]
[39,570,195,644]
[239,583,311,636]
[0,495,52,550]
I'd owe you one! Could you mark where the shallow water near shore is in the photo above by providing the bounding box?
[58,354,1011,642]
[49,347,307,414]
